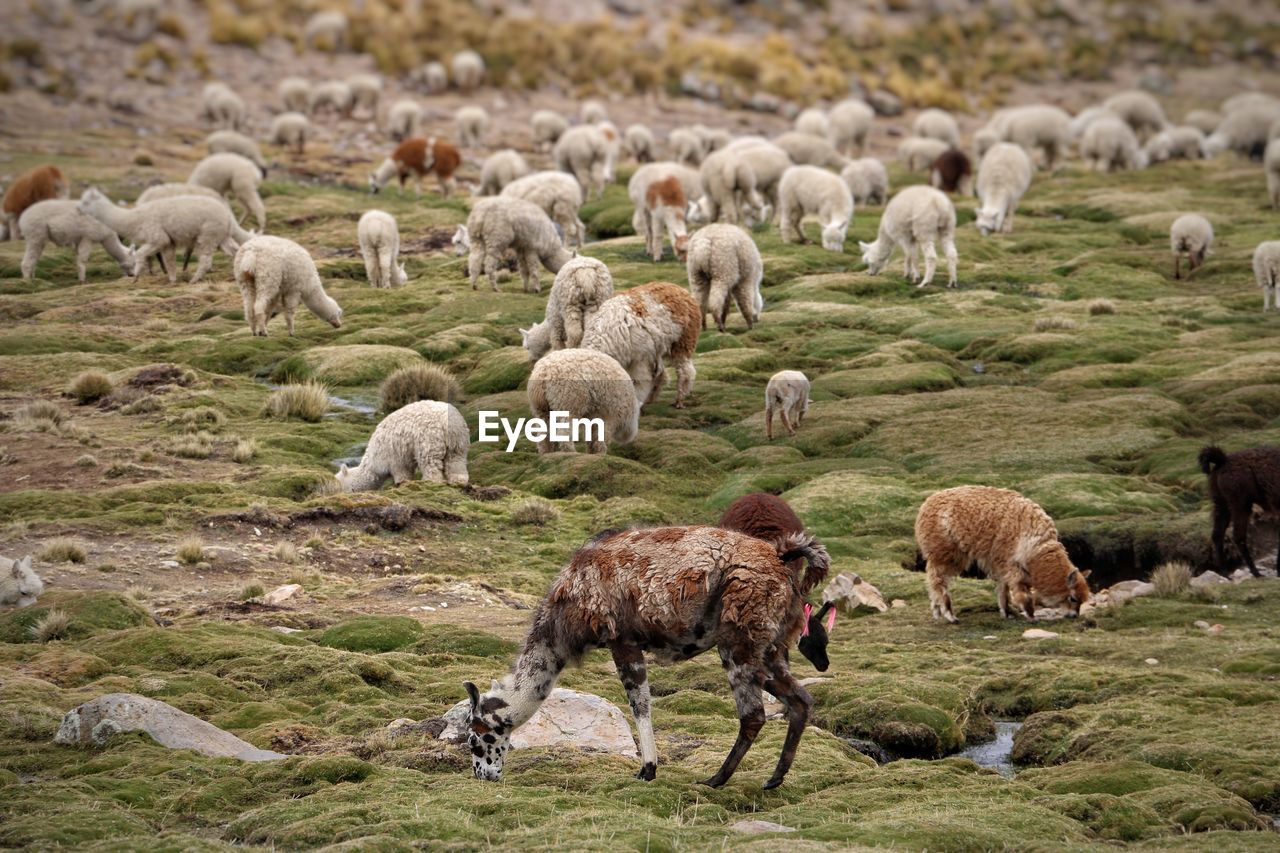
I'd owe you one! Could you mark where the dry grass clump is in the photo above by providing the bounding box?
[379,364,461,413]
[239,583,266,601]
[510,497,561,526]
[170,431,214,459]
[1150,561,1192,597]
[1088,298,1117,315]
[37,538,86,564]
[28,610,71,643]
[176,406,225,432]
[175,537,205,565]
[264,382,329,422]
[121,393,163,415]
[272,542,300,564]
[232,438,258,463]
[1033,316,1079,332]
[68,371,113,404]
[14,400,64,430]
[75,454,98,467]
[313,477,344,497]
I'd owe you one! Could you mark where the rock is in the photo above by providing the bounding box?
[269,626,301,635]
[1194,620,1211,630]
[1191,571,1230,588]
[1110,580,1155,600]
[1022,628,1059,640]
[822,572,888,614]
[387,718,416,729]
[730,820,796,834]
[842,737,892,764]
[55,693,286,761]
[440,688,637,757]
[891,599,907,608]
[1145,658,1159,665]
[160,560,180,569]
[259,584,303,605]
[972,361,986,374]
[983,635,998,640]
[1230,568,1255,583]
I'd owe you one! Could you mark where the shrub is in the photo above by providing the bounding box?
[379,364,461,413]
[170,431,214,459]
[1033,316,1078,332]
[74,454,97,467]
[28,610,70,643]
[305,536,324,550]
[510,497,561,526]
[238,583,265,601]
[232,438,258,463]
[68,371,113,404]
[1150,561,1192,597]
[121,394,163,415]
[176,406,225,432]
[264,382,329,422]
[272,542,299,563]
[1088,298,1117,315]
[14,400,64,429]
[175,537,204,565]
[37,538,86,564]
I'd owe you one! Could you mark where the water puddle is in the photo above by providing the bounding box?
[958,721,1022,777]
[326,392,377,417]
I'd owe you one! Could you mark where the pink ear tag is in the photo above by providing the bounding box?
[801,603,812,637]
[825,606,837,632]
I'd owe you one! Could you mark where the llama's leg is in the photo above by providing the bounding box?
[284,291,301,336]
[1174,253,1181,280]
[700,647,766,788]
[1011,577,1035,620]
[241,288,259,336]
[75,239,93,283]
[253,293,275,336]
[522,250,542,293]
[160,245,178,284]
[1210,502,1230,571]
[761,656,813,789]
[925,552,960,623]
[20,234,47,281]
[674,356,695,409]
[1231,507,1260,576]
[188,244,215,284]
[996,580,1010,619]
[646,359,667,405]
[765,402,774,441]
[468,249,482,290]
[732,285,757,330]
[780,407,795,436]
[627,360,655,408]
[920,241,938,288]
[611,643,658,781]
[943,237,958,288]
[181,246,194,272]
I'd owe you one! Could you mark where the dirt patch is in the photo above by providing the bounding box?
[206,502,464,532]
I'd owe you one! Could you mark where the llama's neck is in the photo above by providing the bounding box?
[658,206,686,239]
[373,159,398,188]
[87,197,137,237]
[301,279,341,324]
[343,462,388,492]
[499,623,571,729]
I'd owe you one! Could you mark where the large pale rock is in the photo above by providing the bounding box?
[54,693,286,761]
[259,584,303,605]
[440,688,637,757]
[822,572,888,614]
[731,820,796,834]
[1022,628,1060,640]
[1110,580,1155,599]
[1191,570,1230,588]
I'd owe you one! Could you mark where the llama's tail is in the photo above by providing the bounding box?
[776,531,830,592]
[1198,445,1228,475]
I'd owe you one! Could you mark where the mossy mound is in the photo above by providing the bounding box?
[301,345,424,384]
[463,346,529,395]
[0,590,152,643]
[315,616,425,653]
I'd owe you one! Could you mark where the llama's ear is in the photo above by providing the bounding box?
[1082,569,1092,579]
[9,562,20,579]
[858,241,872,252]
[519,328,529,345]
[464,681,480,709]
[490,679,501,693]
[338,463,348,475]
[823,603,837,632]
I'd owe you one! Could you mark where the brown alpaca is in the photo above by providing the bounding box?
[643,176,689,262]
[3,165,69,240]
[930,149,972,194]
[369,137,461,198]
[463,525,830,788]
[915,486,1090,622]
[719,492,835,671]
[1200,445,1280,576]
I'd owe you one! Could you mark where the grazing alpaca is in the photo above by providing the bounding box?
[915,486,1090,622]
[764,370,810,440]
[463,525,830,788]
[718,492,835,671]
[1200,445,1280,576]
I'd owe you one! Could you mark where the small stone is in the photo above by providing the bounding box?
[387,718,415,729]
[1191,570,1230,588]
[730,820,796,834]
[269,626,301,634]
[1022,628,1059,640]
[983,635,998,640]
[1229,568,1254,583]
[891,599,907,608]
[1145,658,1159,665]
[261,584,303,605]
[160,560,179,569]
[972,361,986,374]
[1194,620,1211,630]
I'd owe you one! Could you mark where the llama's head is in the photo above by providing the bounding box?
[1030,547,1091,617]
[451,225,470,256]
[394,262,408,287]
[76,186,105,216]
[673,233,690,262]
[334,463,355,492]
[975,206,1000,236]
[520,322,551,363]
[859,240,887,274]
[821,220,848,252]
[464,680,514,781]
[797,601,836,671]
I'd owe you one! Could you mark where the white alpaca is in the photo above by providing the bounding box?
[859,186,958,289]
[764,370,810,440]
[337,401,469,490]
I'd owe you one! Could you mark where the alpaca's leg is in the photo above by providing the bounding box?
[943,237,958,288]
[241,288,258,336]
[646,359,667,405]
[920,241,938,288]
[761,656,813,789]
[765,403,774,441]
[160,245,178,283]
[253,293,275,336]
[673,356,694,409]
[284,292,301,336]
[700,647,766,788]
[522,250,542,293]
[73,239,94,283]
[1231,507,1260,576]
[467,248,483,290]
[20,234,47,281]
[188,244,215,284]
[132,242,159,277]
[924,552,960,623]
[997,580,1010,619]
[611,643,658,781]
[780,407,795,436]
[1174,252,1181,280]
[732,284,757,330]
[484,249,501,292]
[181,246,194,271]
[1209,503,1231,572]
[443,449,469,485]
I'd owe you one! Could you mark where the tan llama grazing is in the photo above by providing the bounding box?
[463,525,830,788]
[914,486,1090,622]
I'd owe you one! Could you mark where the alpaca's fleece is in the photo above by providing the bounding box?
[531,110,568,151]
[974,143,1033,236]
[794,108,830,139]
[203,85,245,131]
[19,200,133,282]
[234,235,343,336]
[358,210,408,289]
[1184,109,1222,134]
[973,127,1001,160]
[478,149,530,196]
[309,80,353,116]
[1068,106,1115,141]
[553,125,610,200]
[1223,92,1280,115]
[764,370,809,442]
[1266,139,1280,210]
[915,485,1090,622]
[772,132,848,170]
[369,137,461,198]
[718,493,825,594]
[522,256,615,361]
[581,99,608,124]
[415,61,448,94]
[0,555,43,608]
[897,137,949,172]
[345,73,382,118]
[456,105,489,148]
[994,105,1070,170]
[1081,116,1147,172]
[930,149,972,194]
[840,158,889,205]
[778,165,853,251]
[451,50,485,90]
[826,99,873,153]
[526,348,639,453]
[3,164,68,241]
[136,183,227,207]
[303,9,347,49]
[912,108,960,146]
[277,77,311,113]
[860,185,958,288]
[694,148,765,226]
[206,130,267,175]
[336,401,468,490]
[1205,105,1280,159]
[386,100,421,142]
[686,224,763,332]
[581,282,700,408]
[1169,126,1207,159]
[1199,445,1280,575]
[501,171,586,247]
[670,128,705,167]
[1254,240,1280,312]
[628,162,701,260]
[269,112,310,154]
[695,125,732,154]
[463,197,572,292]
[624,124,655,162]
[77,188,244,284]
[1102,90,1169,139]
[189,152,267,230]
[1169,214,1214,279]
[713,142,792,223]
[1143,131,1174,164]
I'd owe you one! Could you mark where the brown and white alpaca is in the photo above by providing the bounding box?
[463,525,830,788]
[642,176,689,262]
[369,137,461,198]
[914,485,1090,622]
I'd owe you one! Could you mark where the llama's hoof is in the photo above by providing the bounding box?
[636,763,656,781]
[697,775,728,788]
[762,775,786,790]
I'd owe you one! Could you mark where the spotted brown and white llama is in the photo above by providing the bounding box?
[463,525,830,788]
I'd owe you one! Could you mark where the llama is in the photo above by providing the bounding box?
[718,492,835,671]
[463,525,830,788]
[1200,445,1280,576]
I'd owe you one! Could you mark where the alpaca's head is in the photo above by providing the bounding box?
[76,186,106,216]
[464,680,514,781]
[394,262,408,287]
[975,206,1000,236]
[451,225,470,257]
[6,556,43,607]
[797,601,836,672]
[1030,547,1091,617]
[334,463,355,492]
[821,221,847,252]
[520,322,551,363]
[673,233,690,262]
[859,240,886,274]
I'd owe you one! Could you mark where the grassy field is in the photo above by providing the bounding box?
[2,123,1280,850]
